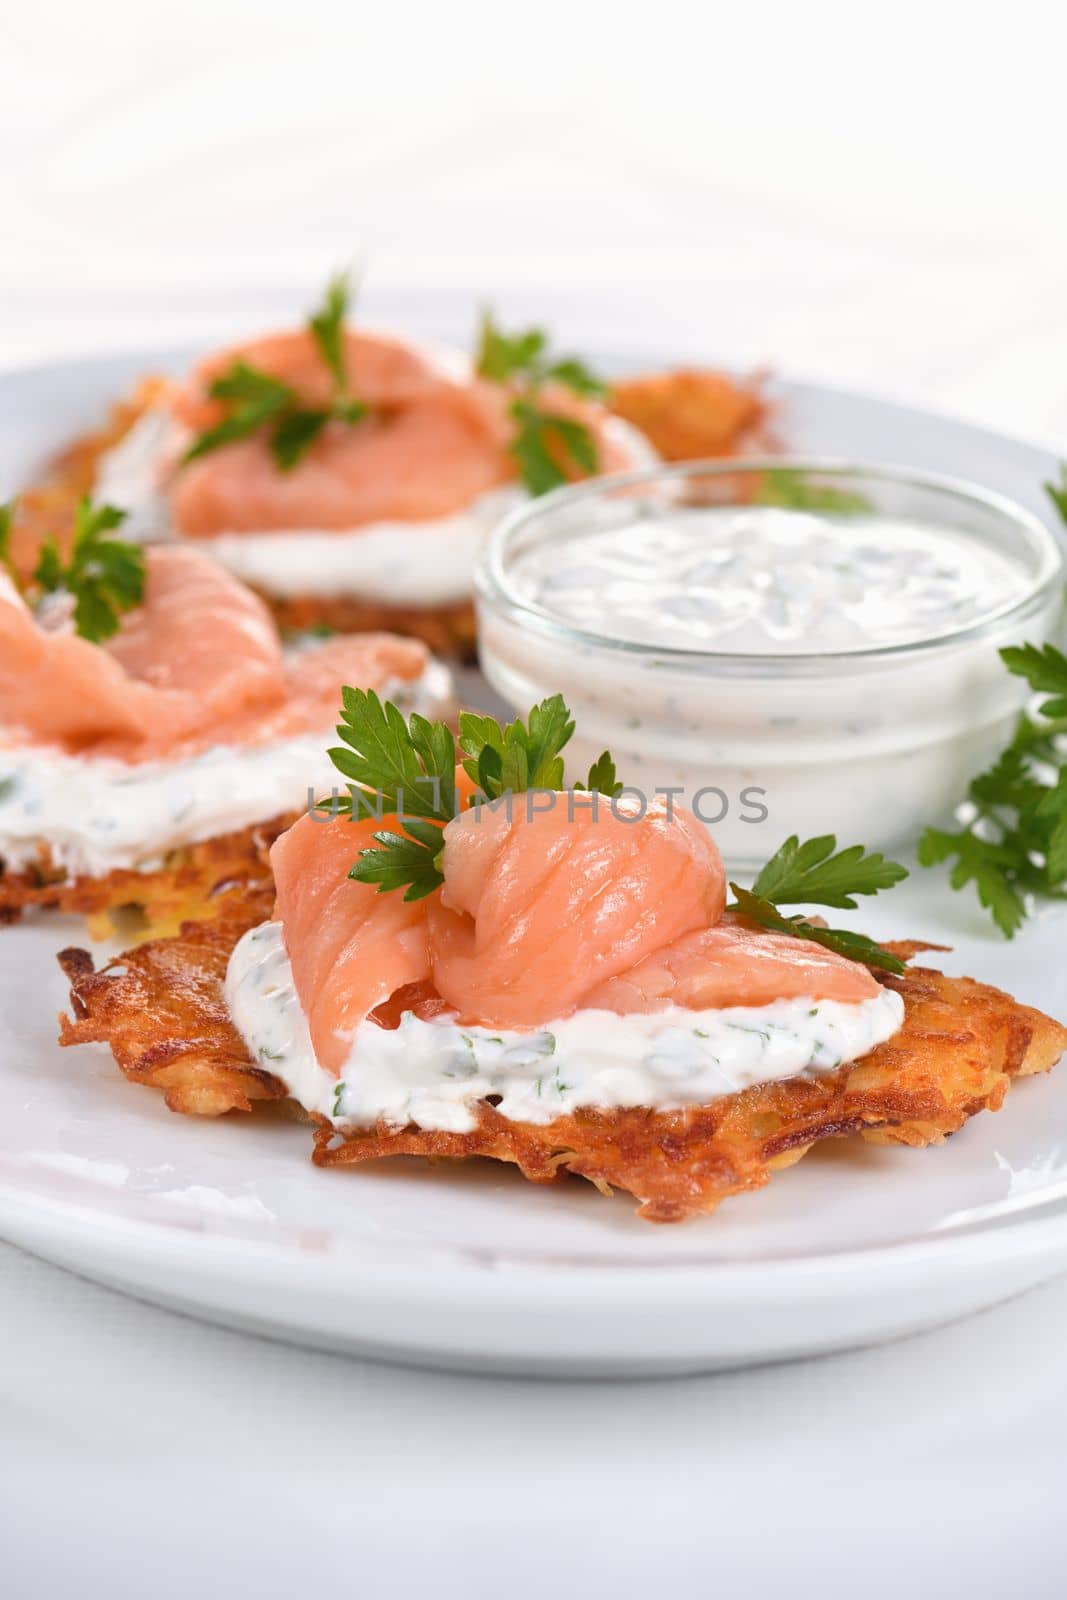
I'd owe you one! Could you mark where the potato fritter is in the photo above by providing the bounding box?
[56,902,1067,1219]
[7,377,172,577]
[312,950,1067,1220]
[609,368,773,463]
[268,593,477,660]
[58,879,285,1116]
[4,815,288,939]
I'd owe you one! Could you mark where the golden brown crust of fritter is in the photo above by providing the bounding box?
[58,877,286,1116]
[266,593,477,660]
[609,368,774,464]
[8,377,173,575]
[56,905,1067,1219]
[312,952,1067,1221]
[3,814,291,938]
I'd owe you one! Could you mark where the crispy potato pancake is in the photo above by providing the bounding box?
[268,593,477,660]
[7,377,172,577]
[57,904,1067,1219]
[609,368,773,463]
[58,880,286,1116]
[3,815,289,939]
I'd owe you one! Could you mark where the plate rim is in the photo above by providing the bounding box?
[0,339,1063,469]
[4,1171,1067,1294]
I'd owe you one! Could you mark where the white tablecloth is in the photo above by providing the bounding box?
[2,4,1067,1591]
[3,1238,1066,1598]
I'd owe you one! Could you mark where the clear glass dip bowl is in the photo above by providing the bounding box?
[475,459,1065,865]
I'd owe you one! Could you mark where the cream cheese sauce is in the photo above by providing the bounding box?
[226,918,904,1132]
[0,661,452,878]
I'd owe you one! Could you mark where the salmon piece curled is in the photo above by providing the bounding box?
[268,793,882,1059]
[0,545,433,762]
[168,328,646,537]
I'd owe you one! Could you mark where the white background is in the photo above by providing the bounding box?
[1,0,1065,437]
[1,3,1067,1595]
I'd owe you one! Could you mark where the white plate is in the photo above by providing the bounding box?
[1,349,1065,1377]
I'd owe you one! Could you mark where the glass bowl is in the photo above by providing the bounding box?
[475,458,1065,865]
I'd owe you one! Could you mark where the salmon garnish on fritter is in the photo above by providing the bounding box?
[55,693,1067,1221]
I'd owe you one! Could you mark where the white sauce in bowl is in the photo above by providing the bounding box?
[512,506,1029,654]
[477,465,1065,864]
[226,919,904,1132]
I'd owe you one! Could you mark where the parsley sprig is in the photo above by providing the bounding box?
[457,696,619,799]
[1046,466,1067,524]
[0,495,145,643]
[755,468,872,514]
[326,689,458,901]
[0,501,18,585]
[475,310,604,496]
[915,472,1067,938]
[184,272,368,472]
[322,693,907,970]
[727,835,908,974]
[323,691,620,900]
[919,641,1067,937]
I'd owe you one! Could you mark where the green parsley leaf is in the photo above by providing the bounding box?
[728,884,906,975]
[309,271,350,392]
[999,641,1067,721]
[475,311,547,383]
[916,640,1067,935]
[208,362,293,409]
[31,539,62,592]
[184,272,368,471]
[328,691,456,899]
[183,362,294,464]
[271,409,330,470]
[330,688,457,823]
[32,497,145,643]
[726,833,907,974]
[542,356,606,400]
[458,695,575,799]
[1045,465,1067,524]
[510,399,599,496]
[580,750,623,798]
[0,499,19,582]
[328,693,625,899]
[967,742,1045,814]
[475,310,605,398]
[751,833,908,909]
[351,826,445,902]
[476,310,604,495]
[917,827,1030,939]
[755,468,872,514]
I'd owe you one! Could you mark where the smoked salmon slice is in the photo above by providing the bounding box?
[171,393,513,536]
[428,796,726,1028]
[584,922,880,1012]
[171,328,455,432]
[0,545,434,762]
[166,329,644,538]
[269,788,879,1060]
[271,811,431,1074]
